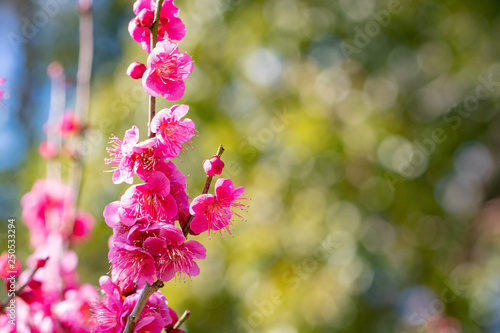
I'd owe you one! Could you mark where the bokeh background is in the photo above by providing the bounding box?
[2,0,500,332]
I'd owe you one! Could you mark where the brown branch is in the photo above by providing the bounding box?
[75,0,93,124]
[122,280,164,333]
[183,144,225,237]
[72,0,94,208]
[147,0,165,139]
[173,310,191,330]
[0,257,49,310]
[123,2,166,332]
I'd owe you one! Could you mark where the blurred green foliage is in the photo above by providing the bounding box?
[4,0,500,332]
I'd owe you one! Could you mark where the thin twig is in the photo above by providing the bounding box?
[147,0,165,139]
[183,145,225,237]
[46,63,65,181]
[173,310,191,329]
[0,257,49,310]
[72,0,94,208]
[75,0,93,124]
[123,280,164,333]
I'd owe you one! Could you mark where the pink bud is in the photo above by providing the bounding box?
[58,112,81,137]
[27,279,42,289]
[127,62,147,79]
[203,155,224,176]
[136,8,154,28]
[35,257,48,269]
[39,141,58,159]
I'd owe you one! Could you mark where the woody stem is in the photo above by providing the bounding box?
[183,144,225,237]
[147,0,165,139]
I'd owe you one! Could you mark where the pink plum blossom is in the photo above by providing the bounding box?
[151,104,195,158]
[142,40,192,101]
[90,276,125,333]
[149,224,206,282]
[120,171,178,223]
[106,126,141,184]
[52,284,98,332]
[153,161,190,223]
[106,126,171,184]
[203,155,224,176]
[71,211,95,243]
[109,242,157,292]
[128,0,186,53]
[91,277,172,333]
[189,178,246,237]
[103,201,136,228]
[21,179,75,247]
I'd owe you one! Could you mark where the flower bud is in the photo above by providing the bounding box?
[203,155,224,176]
[126,62,147,79]
[39,141,58,159]
[136,8,154,28]
[58,112,81,137]
[28,279,42,289]
[35,257,48,269]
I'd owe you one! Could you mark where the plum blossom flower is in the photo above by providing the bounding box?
[142,40,192,101]
[120,171,178,223]
[128,0,186,53]
[106,126,176,184]
[71,211,95,243]
[189,178,246,237]
[91,276,172,332]
[106,126,141,184]
[53,284,98,332]
[151,105,195,158]
[90,276,125,333]
[145,224,206,282]
[109,242,157,291]
[203,155,224,176]
[152,161,190,222]
[21,179,74,247]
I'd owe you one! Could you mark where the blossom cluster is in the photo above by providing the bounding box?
[0,1,246,331]
[91,0,246,331]
[0,176,97,332]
